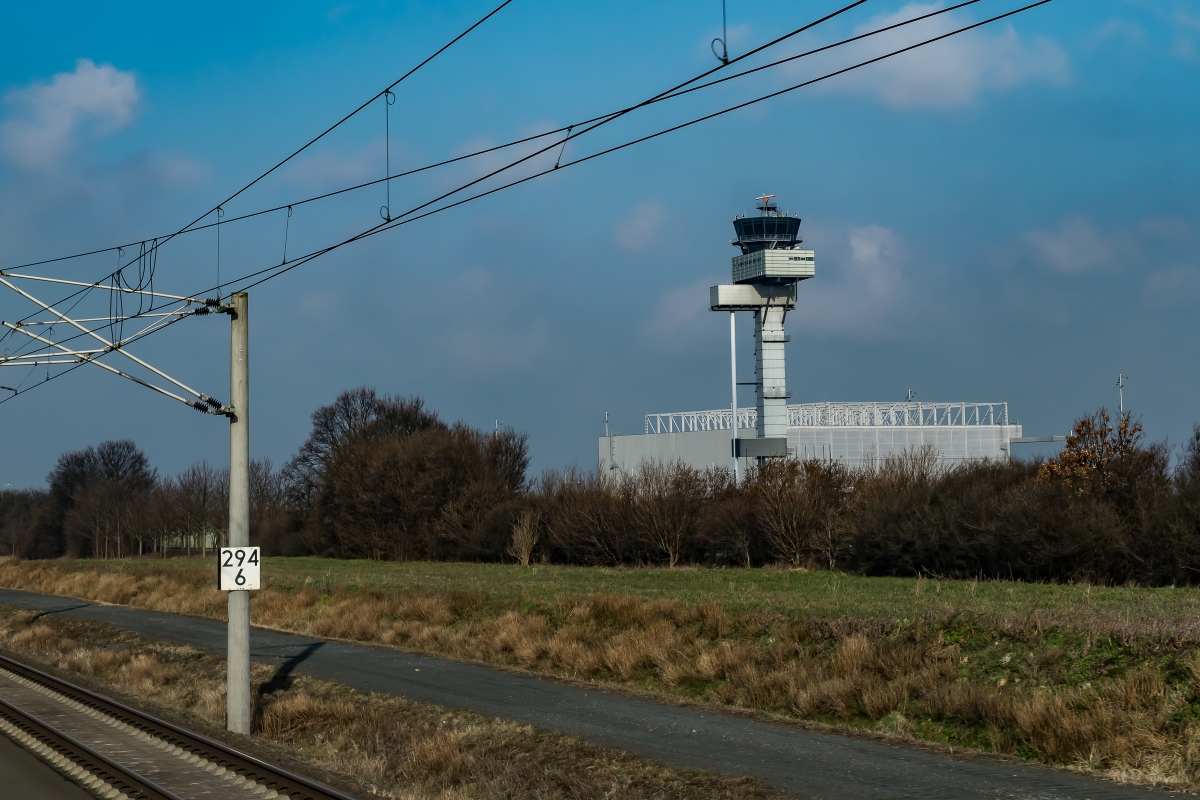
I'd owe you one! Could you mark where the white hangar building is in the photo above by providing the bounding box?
[599,401,1023,474]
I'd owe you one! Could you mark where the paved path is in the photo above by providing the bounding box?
[0,588,1182,800]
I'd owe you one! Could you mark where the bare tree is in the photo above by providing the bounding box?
[506,508,541,566]
[59,441,155,559]
[0,489,43,559]
[176,462,226,556]
[632,460,704,568]
[541,467,636,566]
[753,458,851,567]
[145,477,181,557]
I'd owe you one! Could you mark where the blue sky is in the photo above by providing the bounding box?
[0,0,1197,487]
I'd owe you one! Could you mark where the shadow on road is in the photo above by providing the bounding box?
[28,604,92,622]
[257,643,323,696]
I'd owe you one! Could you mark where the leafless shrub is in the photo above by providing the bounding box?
[631,460,705,568]
[506,508,541,566]
[540,467,637,565]
[751,458,852,567]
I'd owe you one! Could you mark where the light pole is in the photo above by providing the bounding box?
[730,311,739,483]
[605,411,616,474]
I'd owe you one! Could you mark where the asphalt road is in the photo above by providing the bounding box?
[0,729,94,799]
[0,588,1183,800]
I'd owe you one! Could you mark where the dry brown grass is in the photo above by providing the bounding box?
[0,608,775,799]
[6,560,1200,791]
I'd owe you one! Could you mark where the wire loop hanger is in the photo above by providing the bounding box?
[712,0,730,64]
[381,89,396,221]
[282,205,293,264]
[554,126,574,169]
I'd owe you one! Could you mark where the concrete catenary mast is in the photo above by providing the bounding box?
[710,195,815,476]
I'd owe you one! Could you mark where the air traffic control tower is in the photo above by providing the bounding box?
[710,195,814,474]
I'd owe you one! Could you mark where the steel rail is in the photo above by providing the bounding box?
[0,653,359,800]
[0,695,183,800]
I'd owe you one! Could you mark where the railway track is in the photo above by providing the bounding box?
[0,653,358,800]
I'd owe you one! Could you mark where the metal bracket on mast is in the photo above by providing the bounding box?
[0,276,231,415]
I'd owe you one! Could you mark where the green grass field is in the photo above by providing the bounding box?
[53,556,1200,637]
[8,557,1200,786]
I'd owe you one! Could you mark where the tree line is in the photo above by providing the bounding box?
[527,410,1200,585]
[5,388,1200,586]
[0,388,528,562]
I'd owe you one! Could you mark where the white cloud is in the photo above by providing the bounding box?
[641,275,724,352]
[433,124,562,191]
[1144,267,1200,307]
[818,3,1069,108]
[0,59,139,170]
[790,225,904,337]
[285,142,382,187]
[1025,216,1111,273]
[615,201,666,251]
[1086,18,1146,46]
[1177,9,1200,32]
[327,4,357,23]
[429,268,552,373]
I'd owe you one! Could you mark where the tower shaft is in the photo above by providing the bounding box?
[754,304,789,439]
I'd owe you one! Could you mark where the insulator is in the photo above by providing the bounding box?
[192,307,210,316]
[205,298,220,307]
[192,402,211,413]
[205,397,222,408]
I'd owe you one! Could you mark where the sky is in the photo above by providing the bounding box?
[0,0,1197,488]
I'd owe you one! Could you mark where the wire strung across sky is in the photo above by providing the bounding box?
[0,0,517,349]
[3,0,869,277]
[232,0,1059,294]
[0,0,873,362]
[0,0,1055,411]
[0,0,987,359]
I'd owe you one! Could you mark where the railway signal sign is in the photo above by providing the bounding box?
[218,547,260,591]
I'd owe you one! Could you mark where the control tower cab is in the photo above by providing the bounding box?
[731,195,816,284]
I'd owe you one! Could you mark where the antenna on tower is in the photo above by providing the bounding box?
[1116,373,1128,416]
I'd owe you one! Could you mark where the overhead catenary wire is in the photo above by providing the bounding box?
[1,0,991,288]
[0,0,870,359]
[0,0,1053,410]
[3,0,865,279]
[0,0,867,388]
[0,0,1018,389]
[7,0,1041,333]
[0,0,516,371]
[236,0,1057,295]
[0,0,516,349]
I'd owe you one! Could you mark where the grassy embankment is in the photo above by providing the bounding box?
[0,607,772,799]
[4,558,1200,791]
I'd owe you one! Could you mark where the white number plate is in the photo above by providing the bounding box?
[218,547,261,591]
